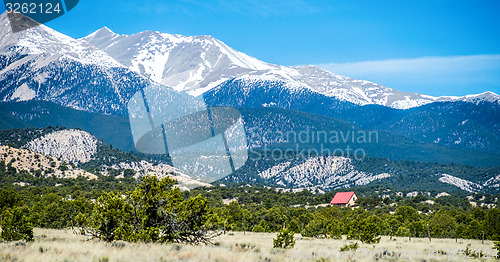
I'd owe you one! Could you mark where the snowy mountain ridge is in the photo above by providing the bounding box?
[0,12,148,116]
[81,27,273,93]
[83,26,500,109]
[1,12,498,112]
[0,14,121,67]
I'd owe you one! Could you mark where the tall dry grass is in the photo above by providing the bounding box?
[0,228,497,261]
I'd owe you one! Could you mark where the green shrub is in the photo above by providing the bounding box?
[98,256,109,262]
[340,242,359,252]
[273,228,295,249]
[464,244,479,258]
[347,215,381,244]
[300,211,341,239]
[302,218,342,239]
[1,207,34,242]
[287,219,301,233]
[80,175,213,244]
[395,226,409,237]
[252,225,266,232]
[58,163,68,171]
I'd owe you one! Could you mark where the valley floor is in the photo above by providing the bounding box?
[0,228,497,261]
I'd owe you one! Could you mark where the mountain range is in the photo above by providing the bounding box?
[0,11,499,192]
[83,26,500,110]
[1,12,499,114]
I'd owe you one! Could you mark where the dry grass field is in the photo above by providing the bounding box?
[0,228,498,261]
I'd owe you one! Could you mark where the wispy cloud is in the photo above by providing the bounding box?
[316,55,500,96]
[117,0,324,17]
[213,0,322,17]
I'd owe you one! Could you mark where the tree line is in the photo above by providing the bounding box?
[1,174,499,244]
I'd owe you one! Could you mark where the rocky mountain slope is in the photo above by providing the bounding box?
[236,107,500,166]
[256,155,392,189]
[2,101,498,166]
[0,145,97,180]
[206,84,500,155]
[1,126,498,193]
[26,129,98,163]
[106,160,211,189]
[225,151,500,193]
[0,101,136,152]
[0,127,210,189]
[438,174,484,193]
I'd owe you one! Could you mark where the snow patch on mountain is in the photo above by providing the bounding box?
[438,174,483,192]
[460,91,500,104]
[231,73,307,95]
[10,83,36,101]
[26,129,98,163]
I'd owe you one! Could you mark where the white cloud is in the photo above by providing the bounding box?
[316,55,500,96]
[118,0,322,17]
[199,0,323,16]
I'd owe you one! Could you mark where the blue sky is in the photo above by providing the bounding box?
[2,0,500,96]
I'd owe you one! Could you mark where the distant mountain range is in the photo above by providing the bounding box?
[83,26,500,109]
[1,12,498,114]
[0,11,499,192]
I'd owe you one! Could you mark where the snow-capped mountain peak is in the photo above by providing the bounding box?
[80,26,124,51]
[82,28,275,92]
[0,12,148,116]
[82,26,500,109]
[86,26,117,39]
[0,13,121,67]
[1,16,498,114]
[460,91,500,103]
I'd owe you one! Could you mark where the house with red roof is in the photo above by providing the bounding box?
[330,191,358,207]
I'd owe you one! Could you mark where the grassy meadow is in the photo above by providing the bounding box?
[0,228,498,262]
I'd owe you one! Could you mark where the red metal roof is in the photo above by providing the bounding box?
[330,191,356,204]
